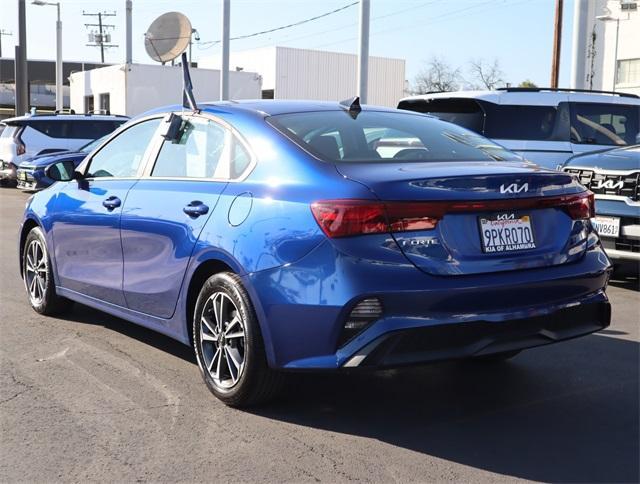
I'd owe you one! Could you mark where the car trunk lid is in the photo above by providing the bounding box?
[332,161,591,276]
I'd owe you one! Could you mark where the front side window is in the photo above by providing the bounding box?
[570,102,640,146]
[86,118,161,178]
[269,110,520,163]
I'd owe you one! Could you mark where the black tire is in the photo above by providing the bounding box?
[22,226,73,315]
[193,272,284,407]
[474,350,522,362]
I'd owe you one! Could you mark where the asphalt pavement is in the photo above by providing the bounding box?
[1,188,638,483]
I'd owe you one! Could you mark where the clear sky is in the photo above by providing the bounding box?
[1,0,576,87]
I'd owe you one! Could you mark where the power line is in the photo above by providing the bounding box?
[310,0,526,50]
[195,1,358,49]
[245,0,440,50]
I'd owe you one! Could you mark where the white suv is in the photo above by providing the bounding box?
[398,88,640,169]
[0,113,127,184]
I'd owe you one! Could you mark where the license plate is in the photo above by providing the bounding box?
[592,216,620,238]
[479,213,536,253]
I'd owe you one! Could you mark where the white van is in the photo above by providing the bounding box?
[398,88,640,169]
[0,113,127,184]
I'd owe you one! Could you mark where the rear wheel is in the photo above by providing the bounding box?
[23,227,73,315]
[193,272,284,407]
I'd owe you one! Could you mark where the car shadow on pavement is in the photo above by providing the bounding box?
[58,303,196,364]
[58,303,638,482]
[253,334,639,483]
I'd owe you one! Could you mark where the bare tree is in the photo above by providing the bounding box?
[467,58,505,90]
[413,57,462,94]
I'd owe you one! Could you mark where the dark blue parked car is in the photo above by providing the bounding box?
[16,136,108,191]
[19,100,612,406]
[562,145,639,270]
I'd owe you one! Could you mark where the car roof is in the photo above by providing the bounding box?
[399,88,640,107]
[138,99,403,119]
[3,113,129,125]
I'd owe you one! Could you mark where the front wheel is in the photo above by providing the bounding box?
[193,272,284,407]
[23,226,73,315]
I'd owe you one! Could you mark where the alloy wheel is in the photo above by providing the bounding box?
[25,239,47,305]
[200,292,246,389]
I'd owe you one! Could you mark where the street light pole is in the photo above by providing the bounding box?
[55,2,62,110]
[32,1,63,110]
[611,17,620,91]
[220,0,230,100]
[357,0,370,104]
[596,8,626,93]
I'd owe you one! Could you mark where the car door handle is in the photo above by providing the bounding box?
[102,196,121,210]
[183,201,209,218]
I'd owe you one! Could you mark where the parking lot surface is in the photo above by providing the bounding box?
[1,188,638,483]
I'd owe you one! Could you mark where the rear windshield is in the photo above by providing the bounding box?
[269,110,520,163]
[398,98,485,133]
[25,120,125,139]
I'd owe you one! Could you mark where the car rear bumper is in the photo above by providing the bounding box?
[247,237,612,370]
[342,294,610,368]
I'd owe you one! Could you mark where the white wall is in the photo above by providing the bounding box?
[200,46,406,107]
[70,63,262,117]
[572,0,640,95]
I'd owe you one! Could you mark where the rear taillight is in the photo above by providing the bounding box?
[310,200,440,238]
[311,191,595,238]
[564,191,595,220]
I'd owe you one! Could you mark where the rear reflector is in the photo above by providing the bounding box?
[339,297,383,347]
[311,191,594,238]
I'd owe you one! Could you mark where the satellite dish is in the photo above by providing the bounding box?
[144,12,192,63]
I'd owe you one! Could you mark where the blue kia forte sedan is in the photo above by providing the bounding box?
[19,100,612,406]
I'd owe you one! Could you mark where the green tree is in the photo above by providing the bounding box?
[518,80,538,88]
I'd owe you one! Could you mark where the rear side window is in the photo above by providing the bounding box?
[398,98,485,133]
[481,104,567,141]
[269,110,520,163]
[26,121,71,138]
[152,117,228,178]
[22,119,123,140]
[570,102,640,146]
[70,121,123,140]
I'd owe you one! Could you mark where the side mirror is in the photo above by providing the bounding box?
[45,160,79,182]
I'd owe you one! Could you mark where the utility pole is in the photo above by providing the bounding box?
[357,0,370,103]
[550,0,563,88]
[83,11,118,63]
[0,30,13,58]
[15,0,28,116]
